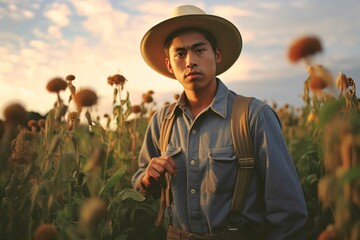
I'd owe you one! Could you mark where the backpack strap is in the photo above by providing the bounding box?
[155,102,177,226]
[230,95,256,213]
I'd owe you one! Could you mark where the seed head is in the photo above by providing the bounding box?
[34,223,58,240]
[309,75,327,92]
[143,94,153,103]
[46,77,67,93]
[66,74,76,81]
[4,103,27,126]
[288,36,322,63]
[28,119,38,128]
[9,130,38,164]
[107,74,127,87]
[147,90,154,95]
[132,105,141,114]
[37,119,46,129]
[74,89,98,107]
[174,94,180,100]
[67,111,80,121]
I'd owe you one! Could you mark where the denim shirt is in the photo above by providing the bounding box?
[132,79,307,239]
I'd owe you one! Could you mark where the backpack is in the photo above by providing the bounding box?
[155,95,256,226]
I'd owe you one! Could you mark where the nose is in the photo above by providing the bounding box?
[186,51,197,68]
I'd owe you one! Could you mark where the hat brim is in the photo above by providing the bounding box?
[140,14,242,79]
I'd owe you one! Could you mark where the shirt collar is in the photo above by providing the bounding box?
[168,78,229,119]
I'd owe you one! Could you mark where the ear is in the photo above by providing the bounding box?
[165,58,174,73]
[215,48,222,64]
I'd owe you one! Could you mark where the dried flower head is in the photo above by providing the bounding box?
[132,105,141,114]
[28,119,38,128]
[288,36,322,63]
[46,77,68,93]
[107,74,127,87]
[34,223,58,240]
[37,119,46,129]
[74,88,98,108]
[67,111,80,121]
[67,111,80,131]
[66,74,76,81]
[309,75,327,92]
[4,103,27,126]
[174,94,180,100]
[147,90,154,95]
[143,94,153,103]
[80,197,107,228]
[9,130,38,164]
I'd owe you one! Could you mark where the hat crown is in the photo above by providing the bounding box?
[172,5,206,17]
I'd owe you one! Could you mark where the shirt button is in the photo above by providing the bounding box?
[190,159,196,166]
[191,129,197,134]
[190,189,196,194]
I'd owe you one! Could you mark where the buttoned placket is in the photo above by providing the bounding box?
[187,118,202,231]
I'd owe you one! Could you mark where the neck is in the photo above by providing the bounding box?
[185,80,217,118]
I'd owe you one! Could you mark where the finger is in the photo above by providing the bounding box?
[158,156,177,175]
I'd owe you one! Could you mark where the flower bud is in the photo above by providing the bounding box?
[288,36,322,63]
[46,77,67,93]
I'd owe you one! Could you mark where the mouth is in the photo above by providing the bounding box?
[185,71,201,78]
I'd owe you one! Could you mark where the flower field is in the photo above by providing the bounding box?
[0,36,359,240]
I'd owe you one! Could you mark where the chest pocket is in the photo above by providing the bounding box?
[207,146,237,194]
[163,143,182,189]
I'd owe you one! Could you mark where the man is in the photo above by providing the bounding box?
[132,5,307,240]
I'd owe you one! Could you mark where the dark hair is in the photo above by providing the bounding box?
[164,28,218,57]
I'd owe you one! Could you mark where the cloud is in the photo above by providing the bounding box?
[212,5,253,17]
[44,2,71,27]
[0,2,34,20]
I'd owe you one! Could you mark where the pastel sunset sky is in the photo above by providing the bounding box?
[1,0,359,118]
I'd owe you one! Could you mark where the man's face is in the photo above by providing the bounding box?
[165,31,222,93]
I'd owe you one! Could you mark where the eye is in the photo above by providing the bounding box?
[195,48,206,55]
[174,51,185,58]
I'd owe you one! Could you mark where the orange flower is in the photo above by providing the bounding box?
[288,36,322,63]
[34,223,58,240]
[74,89,98,108]
[46,77,67,93]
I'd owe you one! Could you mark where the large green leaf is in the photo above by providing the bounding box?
[99,165,127,196]
[117,188,145,202]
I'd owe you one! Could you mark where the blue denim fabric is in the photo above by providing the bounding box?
[132,79,307,239]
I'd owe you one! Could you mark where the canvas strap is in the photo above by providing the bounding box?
[155,102,177,226]
[230,95,256,213]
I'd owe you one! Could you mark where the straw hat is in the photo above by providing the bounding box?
[140,5,242,79]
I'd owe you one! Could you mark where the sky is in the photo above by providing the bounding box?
[1,0,360,119]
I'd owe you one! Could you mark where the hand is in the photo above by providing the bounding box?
[141,156,177,188]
